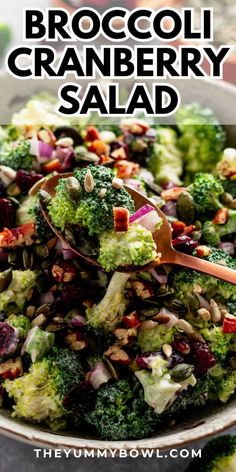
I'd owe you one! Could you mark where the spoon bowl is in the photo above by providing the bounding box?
[40,173,236,284]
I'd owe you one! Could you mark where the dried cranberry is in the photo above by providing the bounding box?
[189,340,216,373]
[0,323,19,356]
[60,284,83,308]
[172,338,190,355]
[63,381,96,415]
[16,170,43,193]
[172,235,198,254]
[0,199,16,230]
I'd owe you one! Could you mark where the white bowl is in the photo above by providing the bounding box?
[0,75,236,451]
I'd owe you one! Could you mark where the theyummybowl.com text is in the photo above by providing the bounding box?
[34,448,201,459]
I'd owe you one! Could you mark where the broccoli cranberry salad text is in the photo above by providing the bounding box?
[0,96,235,440]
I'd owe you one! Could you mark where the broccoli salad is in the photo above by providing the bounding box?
[0,97,235,440]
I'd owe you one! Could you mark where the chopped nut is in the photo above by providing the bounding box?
[84,169,94,193]
[193,284,202,293]
[176,319,194,335]
[52,315,64,324]
[38,129,56,146]
[162,343,172,358]
[0,166,16,187]
[152,313,171,324]
[197,308,211,321]
[210,299,222,323]
[56,137,74,147]
[114,328,137,345]
[31,313,47,327]
[139,320,158,330]
[221,309,229,317]
[26,305,36,319]
[131,280,154,299]
[112,177,123,189]
[52,262,76,283]
[71,340,87,351]
[196,246,212,258]
[7,183,21,196]
[105,345,130,365]
[0,357,23,380]
[99,188,107,198]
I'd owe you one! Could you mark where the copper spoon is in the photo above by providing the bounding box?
[40,173,236,284]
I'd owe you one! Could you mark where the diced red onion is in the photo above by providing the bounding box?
[149,268,168,285]
[88,362,112,390]
[70,315,86,328]
[130,204,153,223]
[62,242,77,260]
[218,242,235,256]
[38,141,53,160]
[130,204,161,232]
[39,291,55,305]
[136,352,161,370]
[162,201,177,217]
[124,179,142,191]
[194,293,210,311]
[30,137,39,157]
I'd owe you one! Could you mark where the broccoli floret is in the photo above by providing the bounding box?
[74,165,135,236]
[188,173,224,215]
[176,103,226,182]
[29,202,54,242]
[137,324,176,352]
[48,178,79,231]
[4,346,85,428]
[209,364,236,403]
[147,127,183,186]
[7,314,30,339]
[85,379,157,440]
[217,147,236,179]
[98,223,159,272]
[163,378,209,420]
[186,435,236,472]
[0,270,37,312]
[24,326,55,362]
[172,248,236,306]
[86,272,130,331]
[0,140,33,170]
[200,326,236,363]
[202,210,236,246]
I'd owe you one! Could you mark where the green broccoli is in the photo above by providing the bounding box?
[98,223,159,272]
[29,202,54,242]
[188,173,224,215]
[200,326,236,363]
[172,248,236,306]
[4,347,85,428]
[7,314,30,339]
[176,103,226,182]
[186,435,236,472]
[165,379,209,418]
[209,365,236,403]
[137,324,176,353]
[147,127,183,186]
[74,165,135,236]
[202,210,236,246]
[136,355,196,414]
[0,140,33,170]
[23,326,55,362]
[0,270,37,312]
[86,272,131,331]
[85,379,157,440]
[48,177,79,231]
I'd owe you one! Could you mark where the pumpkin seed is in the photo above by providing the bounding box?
[0,268,12,293]
[38,189,52,205]
[23,248,34,269]
[75,145,99,164]
[35,303,55,316]
[104,358,118,379]
[176,191,195,224]
[46,322,66,332]
[54,126,82,146]
[8,250,19,266]
[170,364,194,382]
[34,244,49,259]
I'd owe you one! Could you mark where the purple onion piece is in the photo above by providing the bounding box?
[218,242,235,256]
[70,315,86,329]
[39,291,55,305]
[88,362,112,390]
[162,201,177,217]
[0,323,19,356]
[194,293,210,311]
[136,351,162,370]
[149,268,168,285]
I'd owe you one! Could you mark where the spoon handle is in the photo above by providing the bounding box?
[169,251,236,285]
